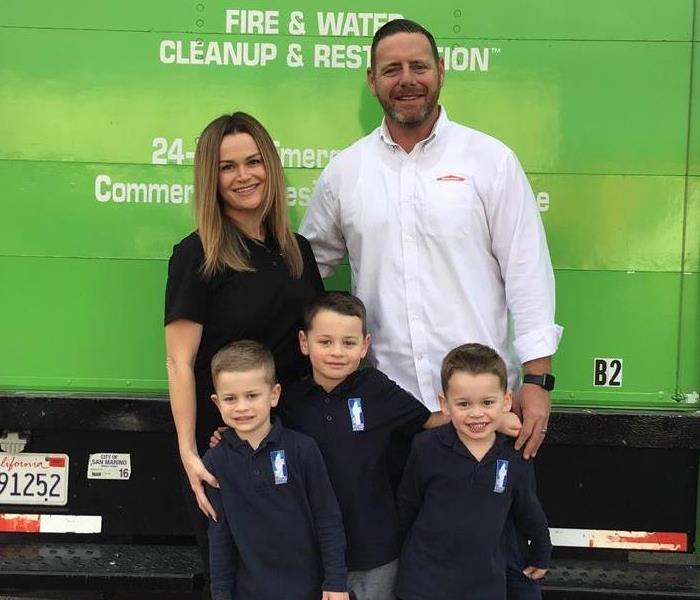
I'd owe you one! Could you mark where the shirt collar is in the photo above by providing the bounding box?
[292,369,362,399]
[310,368,363,397]
[436,423,507,460]
[243,229,279,254]
[222,415,283,452]
[378,106,449,151]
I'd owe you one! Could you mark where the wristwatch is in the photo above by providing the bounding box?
[522,373,555,391]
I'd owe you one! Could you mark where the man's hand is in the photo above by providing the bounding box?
[181,451,219,520]
[513,383,550,459]
[209,426,227,448]
[322,591,350,600]
[497,411,522,438]
[523,566,547,580]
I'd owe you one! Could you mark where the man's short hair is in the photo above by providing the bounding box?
[304,292,368,335]
[440,343,508,392]
[211,340,276,386]
[370,18,440,69]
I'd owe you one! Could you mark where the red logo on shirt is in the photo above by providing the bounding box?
[436,175,466,181]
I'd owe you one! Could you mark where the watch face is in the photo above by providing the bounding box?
[542,374,555,391]
[524,374,555,391]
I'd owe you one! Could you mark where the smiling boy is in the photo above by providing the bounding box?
[395,343,551,600]
[203,340,349,600]
[277,292,447,600]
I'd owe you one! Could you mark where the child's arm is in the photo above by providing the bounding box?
[498,411,522,438]
[522,566,548,580]
[396,440,424,536]
[511,458,552,579]
[302,440,349,598]
[205,480,238,600]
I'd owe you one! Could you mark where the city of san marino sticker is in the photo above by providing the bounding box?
[494,459,509,494]
[270,449,288,485]
[348,397,365,431]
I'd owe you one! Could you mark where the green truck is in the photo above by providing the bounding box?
[1,1,699,596]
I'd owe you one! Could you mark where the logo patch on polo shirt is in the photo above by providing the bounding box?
[348,398,365,432]
[494,460,509,493]
[270,449,288,485]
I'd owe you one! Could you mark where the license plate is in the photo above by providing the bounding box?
[0,453,69,506]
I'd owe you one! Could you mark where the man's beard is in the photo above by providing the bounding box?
[382,89,439,128]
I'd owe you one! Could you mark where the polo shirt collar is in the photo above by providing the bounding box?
[298,368,364,398]
[378,106,449,150]
[222,415,284,452]
[436,423,508,460]
[242,228,279,254]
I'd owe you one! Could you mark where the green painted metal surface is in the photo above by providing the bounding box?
[689,42,700,176]
[552,271,682,408]
[0,1,698,410]
[2,0,693,40]
[0,30,691,176]
[0,256,167,392]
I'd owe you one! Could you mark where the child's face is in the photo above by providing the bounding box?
[439,371,512,445]
[299,309,370,391]
[211,367,281,442]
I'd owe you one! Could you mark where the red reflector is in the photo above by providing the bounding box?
[48,456,65,467]
[0,514,40,533]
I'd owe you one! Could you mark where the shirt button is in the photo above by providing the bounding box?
[253,469,260,476]
[272,260,278,267]
[324,398,331,404]
[326,415,332,422]
[417,354,423,360]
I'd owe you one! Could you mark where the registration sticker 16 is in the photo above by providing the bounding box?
[0,453,69,506]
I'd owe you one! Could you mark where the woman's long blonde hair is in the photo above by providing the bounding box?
[194,111,303,279]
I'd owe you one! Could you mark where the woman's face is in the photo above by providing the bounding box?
[217,133,267,225]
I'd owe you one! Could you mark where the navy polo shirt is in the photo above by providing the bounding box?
[396,425,551,600]
[278,368,431,570]
[203,417,347,600]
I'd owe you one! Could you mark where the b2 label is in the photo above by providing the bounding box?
[593,358,623,387]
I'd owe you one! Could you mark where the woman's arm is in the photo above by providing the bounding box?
[165,318,218,519]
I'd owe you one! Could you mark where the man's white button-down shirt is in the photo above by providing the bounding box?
[301,109,563,411]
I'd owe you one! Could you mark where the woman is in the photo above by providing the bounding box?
[164,112,323,569]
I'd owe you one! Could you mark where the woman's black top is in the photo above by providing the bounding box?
[164,231,323,450]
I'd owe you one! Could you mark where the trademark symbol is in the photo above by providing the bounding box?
[491,47,502,54]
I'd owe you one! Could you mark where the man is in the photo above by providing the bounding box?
[300,22,561,580]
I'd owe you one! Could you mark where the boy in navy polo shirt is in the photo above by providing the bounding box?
[203,340,349,600]
[396,343,551,600]
[277,292,449,600]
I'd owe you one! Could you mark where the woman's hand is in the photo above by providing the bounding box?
[181,450,219,520]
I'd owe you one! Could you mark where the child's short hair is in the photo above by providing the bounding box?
[210,340,276,386]
[304,292,368,334]
[440,343,507,392]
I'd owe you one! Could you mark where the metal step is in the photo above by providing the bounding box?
[544,559,700,596]
[3,545,700,597]
[0,543,202,591]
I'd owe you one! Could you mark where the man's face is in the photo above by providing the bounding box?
[367,32,444,128]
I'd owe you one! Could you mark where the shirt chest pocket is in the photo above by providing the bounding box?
[418,178,478,239]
